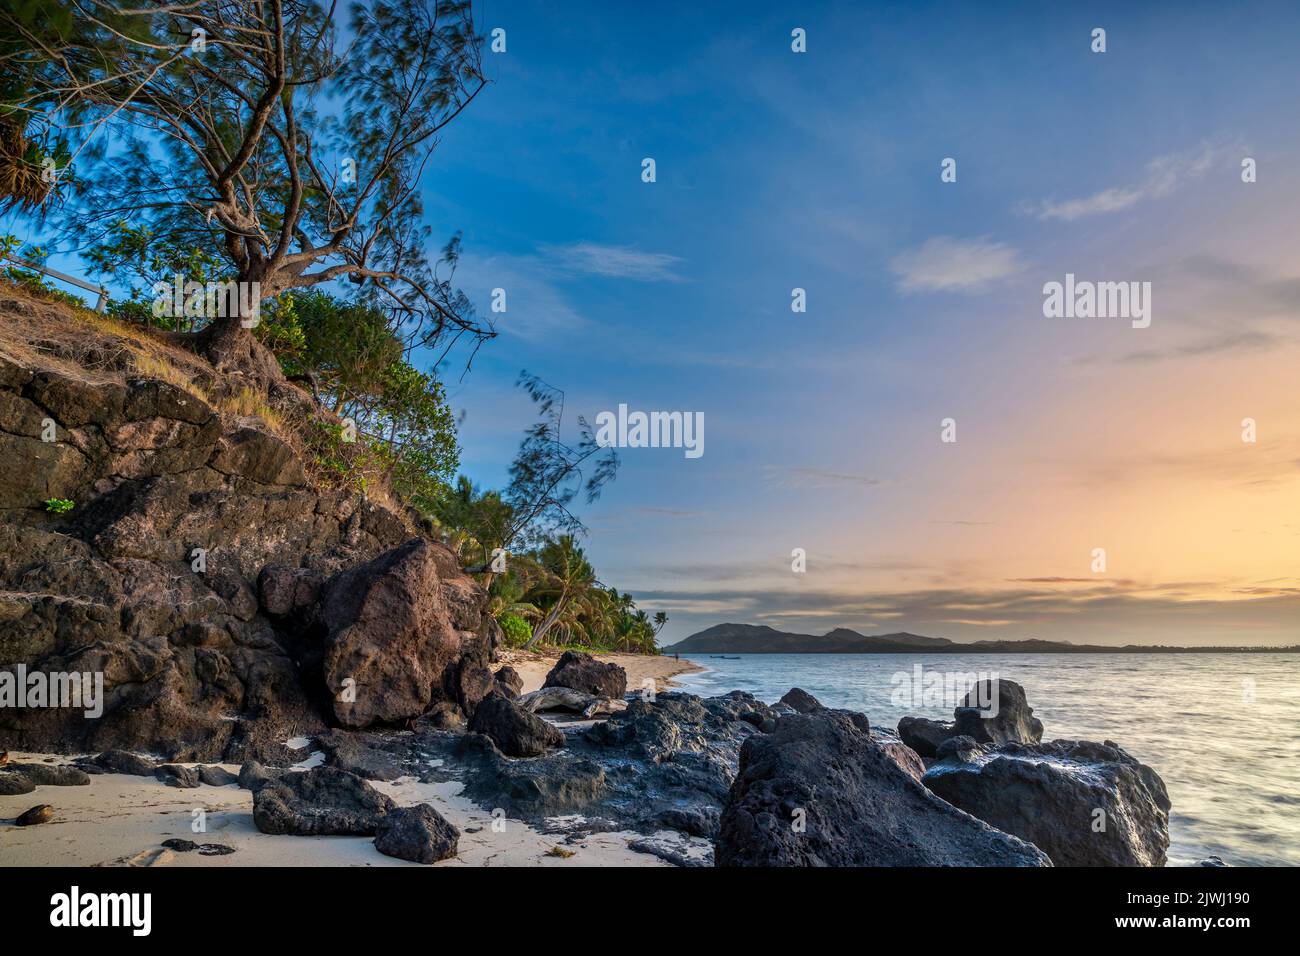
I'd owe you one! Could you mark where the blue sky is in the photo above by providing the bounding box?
[10,1,1300,645]
[418,1,1300,645]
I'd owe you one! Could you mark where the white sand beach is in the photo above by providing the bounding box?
[0,749,710,867]
[498,649,703,695]
[0,652,708,868]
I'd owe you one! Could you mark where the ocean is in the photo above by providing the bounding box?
[672,652,1300,866]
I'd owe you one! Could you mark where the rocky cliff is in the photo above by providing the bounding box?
[0,287,496,763]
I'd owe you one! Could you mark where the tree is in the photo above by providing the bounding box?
[504,371,619,551]
[435,475,515,569]
[653,611,668,635]
[3,0,494,374]
[523,535,601,649]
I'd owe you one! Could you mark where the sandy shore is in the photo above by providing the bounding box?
[498,648,703,695]
[0,749,709,867]
[0,652,710,867]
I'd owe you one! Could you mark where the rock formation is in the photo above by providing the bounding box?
[0,293,494,762]
[923,738,1171,866]
[715,709,1052,867]
[542,650,627,698]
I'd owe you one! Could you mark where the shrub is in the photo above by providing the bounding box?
[498,614,533,647]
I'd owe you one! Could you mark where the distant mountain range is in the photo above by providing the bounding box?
[665,623,1299,654]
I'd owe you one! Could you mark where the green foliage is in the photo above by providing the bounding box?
[253,293,308,362]
[43,497,74,514]
[85,220,226,331]
[266,290,403,406]
[498,615,533,647]
[0,235,87,308]
[369,361,459,513]
[104,296,153,326]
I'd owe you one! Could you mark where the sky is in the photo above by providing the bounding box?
[429,0,1300,647]
[13,1,1300,646]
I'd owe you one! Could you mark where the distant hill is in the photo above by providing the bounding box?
[665,623,1300,654]
[667,624,961,654]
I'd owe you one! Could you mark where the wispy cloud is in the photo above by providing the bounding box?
[1029,141,1239,222]
[764,465,885,489]
[890,236,1024,293]
[455,252,588,342]
[540,242,685,281]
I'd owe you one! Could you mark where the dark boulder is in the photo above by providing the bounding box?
[777,687,822,713]
[162,838,236,856]
[451,659,497,715]
[716,710,1051,867]
[877,741,926,782]
[493,665,524,698]
[952,679,1043,745]
[317,729,407,782]
[897,716,956,757]
[252,766,395,836]
[466,693,564,757]
[421,701,467,731]
[490,755,607,815]
[76,750,158,776]
[16,804,54,826]
[320,538,485,729]
[9,763,90,786]
[238,759,281,791]
[653,806,720,839]
[196,765,239,787]
[543,650,627,698]
[0,770,35,795]
[934,734,981,763]
[923,739,1171,867]
[155,764,201,788]
[373,803,460,864]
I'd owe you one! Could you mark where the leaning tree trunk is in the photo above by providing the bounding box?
[524,596,567,650]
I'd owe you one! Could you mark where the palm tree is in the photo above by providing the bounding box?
[524,535,600,649]
[652,611,668,635]
[487,570,541,623]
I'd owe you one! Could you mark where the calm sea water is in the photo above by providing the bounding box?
[673,652,1300,866]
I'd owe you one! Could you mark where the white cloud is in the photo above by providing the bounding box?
[890,236,1024,293]
[540,241,685,281]
[455,252,588,342]
[1030,141,1238,222]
